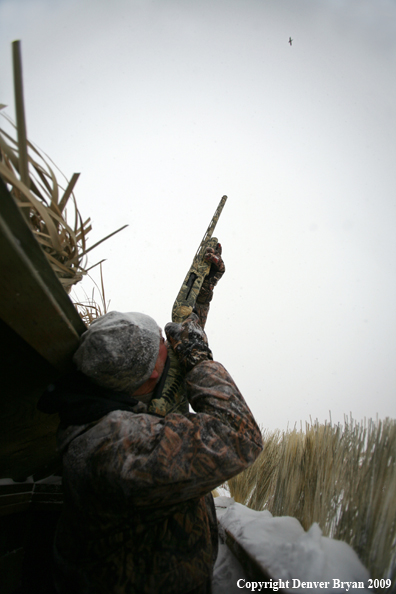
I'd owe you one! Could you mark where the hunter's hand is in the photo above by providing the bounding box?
[165,313,213,372]
[197,243,225,304]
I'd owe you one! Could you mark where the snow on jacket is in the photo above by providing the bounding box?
[53,360,263,594]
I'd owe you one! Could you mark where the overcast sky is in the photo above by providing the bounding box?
[1,0,395,431]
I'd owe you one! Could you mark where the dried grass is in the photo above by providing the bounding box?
[71,262,110,325]
[226,416,396,586]
[1,40,126,299]
[0,108,127,294]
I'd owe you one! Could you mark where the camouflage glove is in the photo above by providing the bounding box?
[165,313,213,372]
[197,243,225,305]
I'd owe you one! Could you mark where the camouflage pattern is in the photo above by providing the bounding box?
[172,195,227,324]
[196,243,225,309]
[165,313,213,372]
[53,360,263,594]
[194,301,210,332]
[150,241,225,417]
[148,346,189,416]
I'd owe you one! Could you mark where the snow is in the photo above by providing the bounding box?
[212,542,250,594]
[0,474,62,486]
[0,476,34,485]
[213,497,371,593]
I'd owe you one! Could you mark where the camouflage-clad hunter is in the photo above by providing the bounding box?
[38,245,263,594]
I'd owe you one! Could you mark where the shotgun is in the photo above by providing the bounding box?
[172,195,227,323]
[148,195,227,416]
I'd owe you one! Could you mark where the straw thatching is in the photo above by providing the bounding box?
[0,107,126,296]
[0,41,127,323]
[226,416,396,586]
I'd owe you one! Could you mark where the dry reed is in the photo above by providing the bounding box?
[0,108,127,294]
[71,262,110,325]
[1,42,125,323]
[226,416,396,587]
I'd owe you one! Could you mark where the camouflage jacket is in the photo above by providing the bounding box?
[53,360,263,594]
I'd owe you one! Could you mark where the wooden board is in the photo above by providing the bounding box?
[0,178,86,481]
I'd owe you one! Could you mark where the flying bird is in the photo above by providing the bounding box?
[289,37,293,46]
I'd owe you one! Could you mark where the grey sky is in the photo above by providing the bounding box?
[1,0,395,431]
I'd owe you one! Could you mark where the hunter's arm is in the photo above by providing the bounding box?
[194,243,225,329]
[116,360,262,506]
[71,361,262,508]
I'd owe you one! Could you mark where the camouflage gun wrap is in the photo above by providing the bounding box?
[148,196,227,417]
[148,344,187,416]
[172,195,227,324]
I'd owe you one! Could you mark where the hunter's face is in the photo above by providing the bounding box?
[132,333,168,398]
[154,335,168,380]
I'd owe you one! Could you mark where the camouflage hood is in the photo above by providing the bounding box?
[73,311,161,393]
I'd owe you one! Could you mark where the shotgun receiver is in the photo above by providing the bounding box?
[172,195,227,323]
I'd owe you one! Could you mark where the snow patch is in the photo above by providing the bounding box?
[213,497,371,593]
